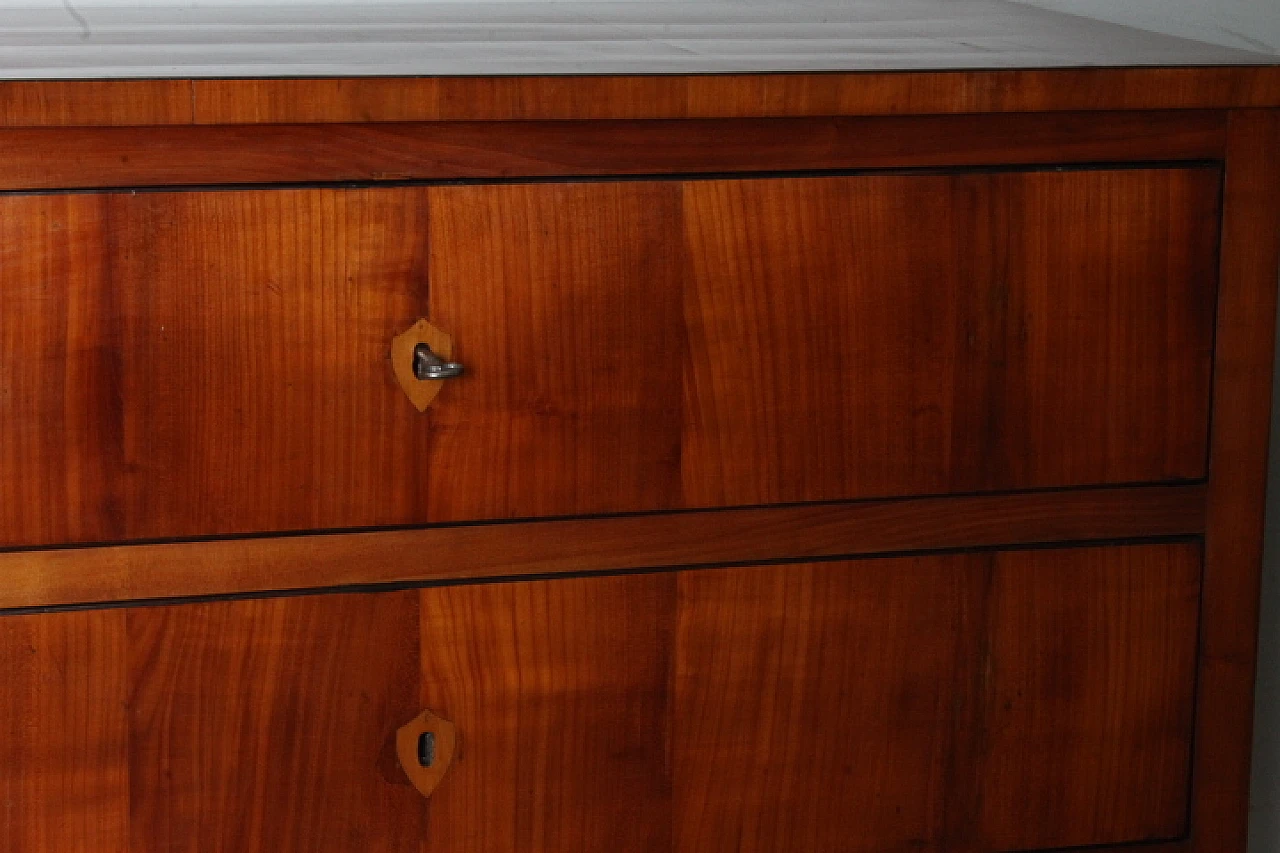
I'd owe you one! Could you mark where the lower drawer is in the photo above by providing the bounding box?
[1,542,1199,852]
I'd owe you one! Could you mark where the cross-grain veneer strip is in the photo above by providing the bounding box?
[187,69,1280,124]
[0,484,1205,611]
[0,112,1227,191]
[0,69,1276,129]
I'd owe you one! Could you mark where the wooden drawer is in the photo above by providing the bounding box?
[1,542,1199,852]
[0,167,1217,547]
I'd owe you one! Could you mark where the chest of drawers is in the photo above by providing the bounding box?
[1,65,1278,853]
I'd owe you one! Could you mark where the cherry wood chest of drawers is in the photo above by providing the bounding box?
[1,68,1279,852]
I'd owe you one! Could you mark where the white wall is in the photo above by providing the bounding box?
[1015,0,1280,53]
[1260,373,1280,852]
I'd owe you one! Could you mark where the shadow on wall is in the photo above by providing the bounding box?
[1014,0,1280,54]
[1252,292,1280,853]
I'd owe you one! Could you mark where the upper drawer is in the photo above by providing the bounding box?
[0,167,1218,546]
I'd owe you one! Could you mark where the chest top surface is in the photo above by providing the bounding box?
[0,0,1273,80]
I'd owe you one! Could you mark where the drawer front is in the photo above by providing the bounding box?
[1,543,1199,852]
[431,169,1217,516]
[0,168,1217,546]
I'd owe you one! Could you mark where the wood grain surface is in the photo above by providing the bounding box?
[0,111,1227,192]
[0,167,1217,548]
[680,169,1217,505]
[2,68,1271,129]
[0,543,1201,851]
[0,610,129,853]
[182,69,1276,122]
[677,545,1199,851]
[0,187,433,546]
[0,69,1271,853]
[424,181,687,519]
[127,593,424,852]
[0,79,194,128]
[976,546,1200,847]
[419,573,675,853]
[1192,110,1280,853]
[0,484,1203,611]
[673,554,976,852]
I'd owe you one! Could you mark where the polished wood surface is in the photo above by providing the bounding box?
[1,168,1215,547]
[677,544,1199,851]
[0,71,1274,853]
[0,111,1227,192]
[2,68,1274,128]
[0,79,193,128]
[420,573,675,853]
[976,546,1199,847]
[0,595,425,853]
[425,181,685,519]
[0,187,433,547]
[0,544,1200,851]
[127,593,424,851]
[427,168,1217,520]
[1192,111,1280,853]
[674,554,974,852]
[0,485,1203,611]
[183,69,1276,121]
[681,169,1216,505]
[0,611,128,853]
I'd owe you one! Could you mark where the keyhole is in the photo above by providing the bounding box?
[418,731,436,768]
